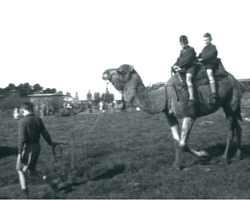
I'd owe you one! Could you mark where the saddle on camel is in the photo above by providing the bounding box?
[169,59,228,118]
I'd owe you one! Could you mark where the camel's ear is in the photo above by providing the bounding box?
[128,65,134,72]
[118,64,134,74]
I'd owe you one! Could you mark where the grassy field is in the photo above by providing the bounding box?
[1,93,250,198]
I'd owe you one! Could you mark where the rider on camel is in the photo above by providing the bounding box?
[197,33,218,103]
[172,35,197,106]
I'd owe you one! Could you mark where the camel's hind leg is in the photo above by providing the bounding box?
[220,114,235,164]
[222,78,243,162]
[232,117,242,161]
[221,104,243,164]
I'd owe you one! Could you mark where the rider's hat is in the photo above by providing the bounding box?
[179,35,189,44]
[203,33,212,40]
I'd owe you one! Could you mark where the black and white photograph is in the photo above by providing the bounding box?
[0,0,250,198]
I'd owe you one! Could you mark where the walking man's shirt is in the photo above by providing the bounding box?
[16,102,55,198]
[17,113,53,172]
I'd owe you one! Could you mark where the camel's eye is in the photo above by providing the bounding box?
[117,68,126,74]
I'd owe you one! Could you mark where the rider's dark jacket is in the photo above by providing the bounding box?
[198,43,218,65]
[174,45,197,69]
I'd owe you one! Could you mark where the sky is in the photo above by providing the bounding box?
[0,0,249,100]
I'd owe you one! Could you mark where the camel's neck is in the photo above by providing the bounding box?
[134,88,155,113]
[132,84,166,114]
[121,73,167,114]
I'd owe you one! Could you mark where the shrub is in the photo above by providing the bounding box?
[0,94,27,110]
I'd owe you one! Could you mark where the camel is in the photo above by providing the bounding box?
[102,63,244,169]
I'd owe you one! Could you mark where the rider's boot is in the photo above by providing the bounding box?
[188,85,195,106]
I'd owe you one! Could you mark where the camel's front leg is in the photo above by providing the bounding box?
[171,124,181,168]
[180,117,210,159]
[165,114,181,168]
[179,117,196,151]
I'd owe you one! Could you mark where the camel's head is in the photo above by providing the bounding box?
[102,64,136,92]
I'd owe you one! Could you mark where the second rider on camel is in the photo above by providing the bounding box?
[198,33,218,103]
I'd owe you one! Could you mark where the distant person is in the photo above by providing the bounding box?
[112,100,116,109]
[172,35,197,106]
[197,33,218,103]
[13,107,21,119]
[34,103,40,116]
[16,102,56,198]
[99,102,103,111]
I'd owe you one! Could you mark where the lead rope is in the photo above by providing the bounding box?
[85,81,109,135]
[49,83,109,192]
[72,82,109,142]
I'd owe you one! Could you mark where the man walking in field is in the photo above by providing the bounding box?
[16,102,56,197]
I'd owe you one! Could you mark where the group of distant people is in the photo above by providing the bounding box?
[172,33,219,106]
[99,101,117,112]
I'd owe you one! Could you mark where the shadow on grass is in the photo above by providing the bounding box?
[0,146,18,159]
[51,164,127,196]
[87,163,126,181]
[191,143,250,166]
[203,143,250,160]
[55,179,88,194]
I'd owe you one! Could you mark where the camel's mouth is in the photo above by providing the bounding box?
[102,69,124,92]
[102,72,110,81]
[102,73,122,91]
[102,69,115,81]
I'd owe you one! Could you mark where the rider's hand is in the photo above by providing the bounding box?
[174,66,180,71]
[198,58,202,62]
[51,142,57,148]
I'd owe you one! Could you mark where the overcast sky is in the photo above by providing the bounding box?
[0,0,249,99]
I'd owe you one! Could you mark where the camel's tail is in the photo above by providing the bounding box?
[236,105,243,121]
[231,77,244,122]
[239,81,246,94]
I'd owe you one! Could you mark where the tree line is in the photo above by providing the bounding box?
[0,83,60,111]
[0,83,59,97]
[0,83,114,109]
[0,82,116,111]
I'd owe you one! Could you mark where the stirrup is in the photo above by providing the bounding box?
[208,93,217,104]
